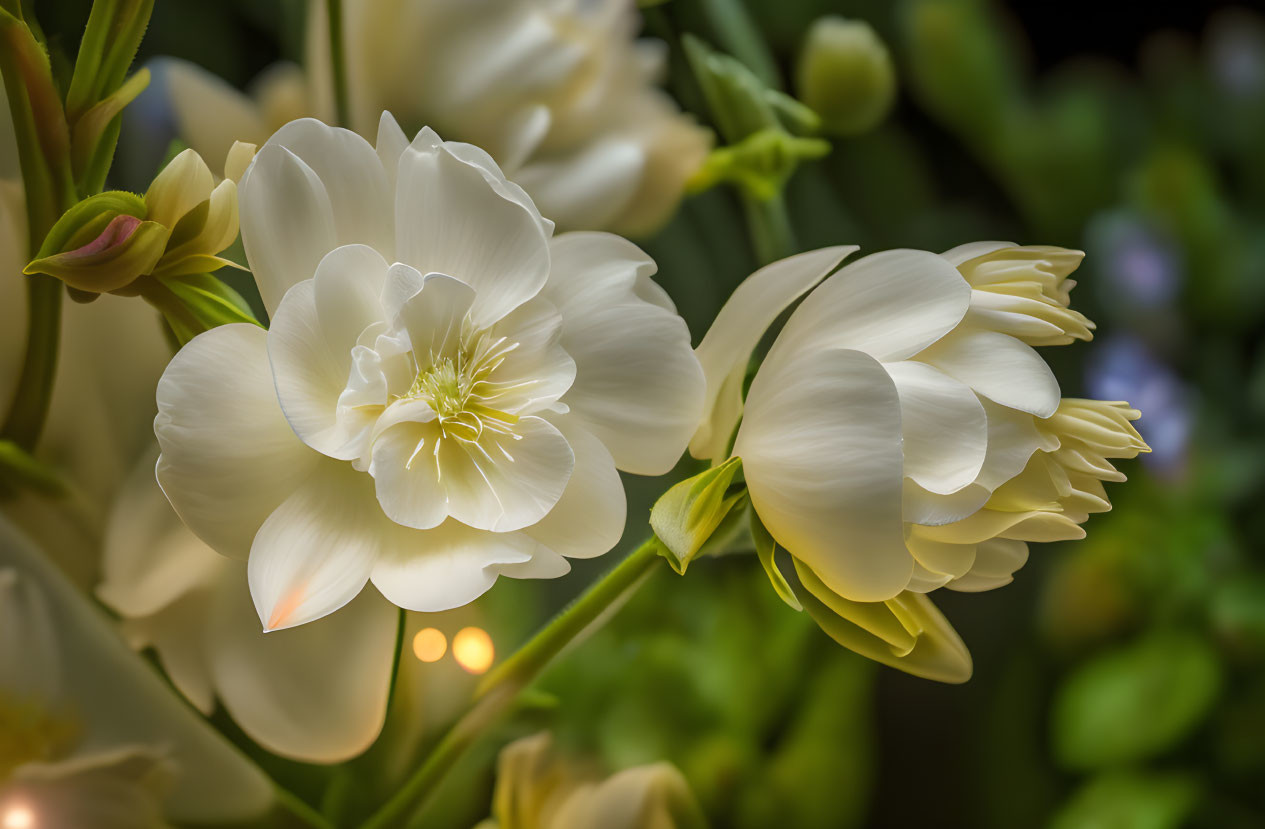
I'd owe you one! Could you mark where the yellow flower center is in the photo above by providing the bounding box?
[407,334,522,446]
[0,692,78,782]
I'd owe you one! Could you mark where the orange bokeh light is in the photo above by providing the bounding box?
[411,627,448,662]
[2,804,35,829]
[452,627,494,674]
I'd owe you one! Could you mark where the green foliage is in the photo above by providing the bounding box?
[1052,630,1222,771]
[1049,772,1199,829]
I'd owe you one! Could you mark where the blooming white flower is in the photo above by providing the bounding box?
[477,732,705,829]
[691,243,1146,680]
[154,116,704,632]
[153,0,709,236]
[0,517,272,826]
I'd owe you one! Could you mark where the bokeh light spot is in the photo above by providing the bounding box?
[412,627,448,663]
[452,627,494,674]
[2,804,35,829]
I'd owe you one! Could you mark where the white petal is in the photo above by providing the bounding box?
[486,298,576,414]
[690,246,856,461]
[157,58,270,173]
[156,324,318,559]
[239,145,337,315]
[885,360,987,494]
[99,448,226,619]
[394,271,476,360]
[208,563,397,762]
[267,245,391,459]
[525,417,626,559]
[370,520,535,611]
[904,530,976,579]
[375,111,410,182]
[394,141,549,328]
[118,585,218,714]
[772,248,971,364]
[263,118,394,255]
[367,420,448,530]
[440,416,575,533]
[939,240,1013,267]
[514,138,644,232]
[948,538,1029,592]
[975,399,1048,490]
[543,232,704,475]
[737,347,912,602]
[917,327,1060,418]
[247,463,384,631]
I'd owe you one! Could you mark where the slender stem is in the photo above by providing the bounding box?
[274,784,336,829]
[359,539,663,829]
[325,0,350,128]
[743,192,796,265]
[698,0,780,88]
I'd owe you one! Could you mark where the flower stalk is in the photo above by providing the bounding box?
[326,0,350,128]
[359,538,663,829]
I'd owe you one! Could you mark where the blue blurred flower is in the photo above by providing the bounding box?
[1086,211,1182,316]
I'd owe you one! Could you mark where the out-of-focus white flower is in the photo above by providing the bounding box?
[477,732,706,829]
[97,449,398,763]
[691,243,1146,681]
[154,116,703,632]
[154,0,709,236]
[0,517,273,826]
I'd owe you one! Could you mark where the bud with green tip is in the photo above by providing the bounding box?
[650,456,748,575]
[796,16,896,136]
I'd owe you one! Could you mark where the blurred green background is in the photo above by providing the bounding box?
[33,0,1265,826]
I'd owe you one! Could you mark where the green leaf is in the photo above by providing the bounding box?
[64,0,154,124]
[0,438,66,495]
[751,511,800,611]
[1049,772,1199,829]
[1053,630,1222,770]
[69,67,149,181]
[138,272,261,346]
[650,456,745,574]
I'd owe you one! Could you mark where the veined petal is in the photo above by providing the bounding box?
[885,360,987,494]
[690,246,856,461]
[247,463,384,631]
[370,520,535,612]
[208,564,397,763]
[485,298,576,415]
[940,240,1012,267]
[394,140,550,329]
[156,324,318,559]
[239,145,338,315]
[261,118,394,256]
[916,327,1060,418]
[543,232,703,475]
[267,246,393,460]
[368,420,448,531]
[737,347,912,602]
[513,138,644,232]
[525,416,626,560]
[394,272,476,362]
[771,248,971,365]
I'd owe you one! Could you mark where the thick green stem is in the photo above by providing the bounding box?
[743,192,796,265]
[326,0,350,128]
[359,539,663,829]
[274,785,336,829]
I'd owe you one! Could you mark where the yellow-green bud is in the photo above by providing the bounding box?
[796,16,896,136]
[650,456,747,574]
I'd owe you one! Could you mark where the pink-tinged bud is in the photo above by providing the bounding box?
[24,214,170,294]
[62,213,141,258]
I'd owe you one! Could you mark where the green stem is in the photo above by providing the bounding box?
[325,0,350,128]
[743,192,796,265]
[274,784,336,829]
[359,539,663,829]
[697,0,780,89]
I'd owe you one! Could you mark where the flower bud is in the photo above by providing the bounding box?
[795,17,896,136]
[650,457,747,574]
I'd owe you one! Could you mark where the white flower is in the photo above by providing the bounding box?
[154,116,704,632]
[0,517,272,826]
[692,244,1146,678]
[153,0,709,236]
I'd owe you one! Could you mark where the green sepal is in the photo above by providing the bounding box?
[31,190,147,257]
[688,128,831,201]
[69,67,149,181]
[151,253,248,280]
[751,512,801,611]
[650,456,746,575]
[64,0,155,125]
[682,34,780,144]
[137,272,261,346]
[25,217,169,293]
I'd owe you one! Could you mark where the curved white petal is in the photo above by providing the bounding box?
[974,399,1049,491]
[690,246,856,461]
[207,563,397,763]
[948,538,1029,592]
[885,360,987,494]
[156,324,318,559]
[267,246,391,459]
[772,248,971,365]
[118,584,218,715]
[939,240,1012,267]
[440,416,574,533]
[394,141,550,328]
[247,462,384,631]
[486,298,576,414]
[525,417,626,559]
[514,138,644,232]
[916,328,1060,418]
[239,145,338,315]
[99,449,226,619]
[737,347,912,602]
[394,271,476,360]
[543,232,704,475]
[902,479,991,527]
[367,420,448,530]
[261,118,394,255]
[370,520,535,611]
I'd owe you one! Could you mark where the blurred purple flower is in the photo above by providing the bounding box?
[1086,211,1181,313]
[1085,335,1193,480]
